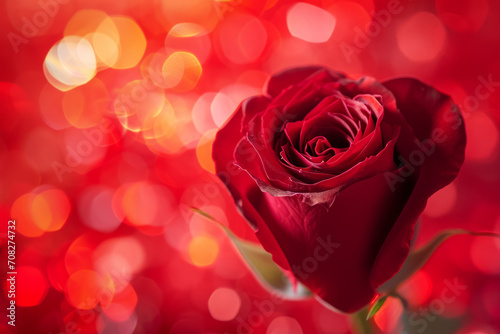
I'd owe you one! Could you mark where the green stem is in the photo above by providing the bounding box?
[351,309,376,334]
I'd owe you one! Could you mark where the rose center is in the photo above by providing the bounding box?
[278,92,382,169]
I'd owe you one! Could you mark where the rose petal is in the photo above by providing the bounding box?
[212,96,294,273]
[382,78,466,193]
[249,170,414,312]
[284,121,302,148]
[369,78,466,288]
[338,76,398,113]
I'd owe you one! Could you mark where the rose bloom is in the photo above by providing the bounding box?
[212,67,466,313]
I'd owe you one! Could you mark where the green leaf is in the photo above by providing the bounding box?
[378,229,500,293]
[366,295,388,320]
[190,207,313,299]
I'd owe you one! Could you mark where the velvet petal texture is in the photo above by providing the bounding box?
[213,95,295,273]
[369,78,466,288]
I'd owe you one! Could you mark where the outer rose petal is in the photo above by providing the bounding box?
[369,78,466,288]
[383,78,465,193]
[212,96,294,272]
[248,170,414,313]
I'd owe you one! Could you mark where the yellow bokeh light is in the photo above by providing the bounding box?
[44,36,97,91]
[114,80,165,133]
[64,10,122,69]
[188,235,219,267]
[162,52,202,92]
[165,23,212,64]
[143,100,177,140]
[98,16,147,69]
[90,32,120,68]
[43,62,79,92]
[154,101,177,138]
[168,23,207,38]
[64,9,110,37]
[143,96,198,155]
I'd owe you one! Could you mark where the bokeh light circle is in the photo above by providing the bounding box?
[44,36,97,90]
[287,2,336,43]
[396,12,446,62]
[97,16,147,69]
[208,287,241,321]
[188,235,219,267]
[267,316,303,334]
[11,186,71,237]
[66,270,115,309]
[196,129,216,173]
[161,52,203,92]
[112,181,176,228]
[94,236,146,285]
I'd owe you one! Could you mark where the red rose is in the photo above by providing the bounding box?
[212,66,466,313]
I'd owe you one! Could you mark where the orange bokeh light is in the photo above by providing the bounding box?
[196,129,216,174]
[113,181,175,228]
[188,235,219,267]
[114,80,165,133]
[66,270,115,310]
[98,16,147,69]
[162,51,203,92]
[64,9,110,37]
[11,186,71,237]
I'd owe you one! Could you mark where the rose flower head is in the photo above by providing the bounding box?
[212,66,466,313]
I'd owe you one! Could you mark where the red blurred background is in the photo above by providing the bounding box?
[1,0,499,333]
